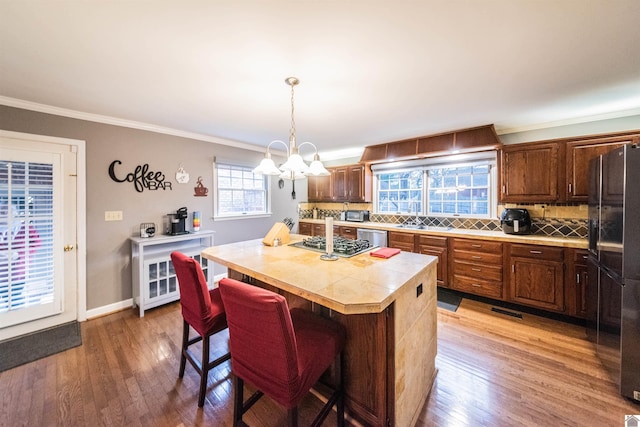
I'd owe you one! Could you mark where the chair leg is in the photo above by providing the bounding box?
[198,335,211,407]
[179,321,189,378]
[336,352,345,427]
[286,407,298,427]
[233,375,244,427]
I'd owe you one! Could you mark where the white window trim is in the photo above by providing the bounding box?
[372,151,498,219]
[212,160,273,220]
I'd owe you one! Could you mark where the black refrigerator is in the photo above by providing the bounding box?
[587,143,640,402]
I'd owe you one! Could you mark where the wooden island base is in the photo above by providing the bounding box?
[202,237,438,426]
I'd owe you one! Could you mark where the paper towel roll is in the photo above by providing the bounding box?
[325,216,333,254]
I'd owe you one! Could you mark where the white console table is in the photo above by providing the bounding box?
[130,231,215,317]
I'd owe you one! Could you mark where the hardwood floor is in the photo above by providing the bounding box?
[1,299,638,426]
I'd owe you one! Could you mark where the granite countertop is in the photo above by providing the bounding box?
[299,219,588,249]
[201,236,438,315]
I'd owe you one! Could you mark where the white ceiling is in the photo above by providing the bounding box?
[1,1,640,160]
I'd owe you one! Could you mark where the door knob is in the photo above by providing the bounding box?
[64,245,74,252]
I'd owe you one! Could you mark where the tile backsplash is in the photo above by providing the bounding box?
[298,202,588,239]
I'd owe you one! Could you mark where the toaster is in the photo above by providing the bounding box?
[500,208,532,235]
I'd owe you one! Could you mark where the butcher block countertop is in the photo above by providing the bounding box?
[201,235,438,315]
[300,219,588,249]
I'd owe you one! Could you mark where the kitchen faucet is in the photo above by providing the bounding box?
[408,201,420,226]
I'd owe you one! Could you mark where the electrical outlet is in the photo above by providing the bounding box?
[416,283,423,297]
[105,210,123,221]
[634,390,640,401]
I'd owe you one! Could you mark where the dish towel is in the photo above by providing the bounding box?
[370,247,401,259]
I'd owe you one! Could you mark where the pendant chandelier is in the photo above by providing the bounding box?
[252,77,330,180]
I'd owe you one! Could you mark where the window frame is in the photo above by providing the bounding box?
[213,160,272,220]
[372,151,497,219]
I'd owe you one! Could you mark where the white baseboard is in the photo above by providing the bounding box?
[86,298,133,320]
[85,273,228,320]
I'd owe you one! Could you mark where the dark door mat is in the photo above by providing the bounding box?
[0,321,82,372]
[437,288,462,312]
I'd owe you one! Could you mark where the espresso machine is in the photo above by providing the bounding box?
[167,207,189,235]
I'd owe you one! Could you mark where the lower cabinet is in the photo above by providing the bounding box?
[416,235,448,287]
[566,248,589,318]
[450,238,504,299]
[388,231,416,252]
[509,244,565,312]
[298,222,312,235]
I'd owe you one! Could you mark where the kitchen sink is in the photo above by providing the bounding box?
[395,224,453,231]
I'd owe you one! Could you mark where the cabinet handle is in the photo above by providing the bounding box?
[472,268,481,272]
[502,185,506,192]
[472,255,482,259]
[529,250,542,254]
[576,273,580,284]
[512,264,515,273]
[471,244,482,248]
[568,183,572,193]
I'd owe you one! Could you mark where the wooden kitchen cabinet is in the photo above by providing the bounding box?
[298,222,312,236]
[499,141,562,203]
[565,249,589,318]
[388,230,416,253]
[509,243,564,312]
[333,164,369,202]
[339,225,358,240]
[308,173,332,202]
[450,238,504,299]
[312,223,324,236]
[308,163,370,202]
[417,235,448,287]
[565,136,632,202]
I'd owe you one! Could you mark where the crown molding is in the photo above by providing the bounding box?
[0,96,266,153]
[495,107,640,135]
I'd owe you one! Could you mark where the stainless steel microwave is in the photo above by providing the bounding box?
[345,210,370,222]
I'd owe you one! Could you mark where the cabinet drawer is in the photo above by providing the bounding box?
[451,238,502,254]
[453,249,502,265]
[452,275,503,299]
[388,231,415,244]
[453,260,503,282]
[339,226,357,239]
[417,234,447,247]
[510,244,563,261]
[573,249,589,264]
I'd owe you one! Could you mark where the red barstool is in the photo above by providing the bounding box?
[171,251,230,407]
[218,277,346,427]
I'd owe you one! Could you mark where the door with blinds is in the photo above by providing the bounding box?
[0,132,82,340]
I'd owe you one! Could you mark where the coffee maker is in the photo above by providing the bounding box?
[167,207,189,235]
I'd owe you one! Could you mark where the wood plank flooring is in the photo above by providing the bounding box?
[1,299,638,426]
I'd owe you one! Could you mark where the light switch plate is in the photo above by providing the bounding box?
[105,210,123,221]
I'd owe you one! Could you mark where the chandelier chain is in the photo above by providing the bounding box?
[290,81,296,144]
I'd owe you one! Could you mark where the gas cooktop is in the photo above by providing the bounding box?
[289,236,377,258]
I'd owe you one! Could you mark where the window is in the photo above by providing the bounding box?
[373,153,496,218]
[214,162,269,218]
[377,170,423,214]
[427,164,490,216]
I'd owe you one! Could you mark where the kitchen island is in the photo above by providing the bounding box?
[201,235,438,427]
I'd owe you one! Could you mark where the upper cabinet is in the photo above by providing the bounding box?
[307,164,371,202]
[308,174,332,202]
[565,134,636,202]
[499,130,640,204]
[499,141,562,203]
[360,124,502,164]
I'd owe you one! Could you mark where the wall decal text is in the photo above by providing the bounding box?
[108,160,172,192]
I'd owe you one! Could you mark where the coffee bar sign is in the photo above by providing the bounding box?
[108,160,172,192]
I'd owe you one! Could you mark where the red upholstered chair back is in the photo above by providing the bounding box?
[218,278,300,407]
[171,251,218,337]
